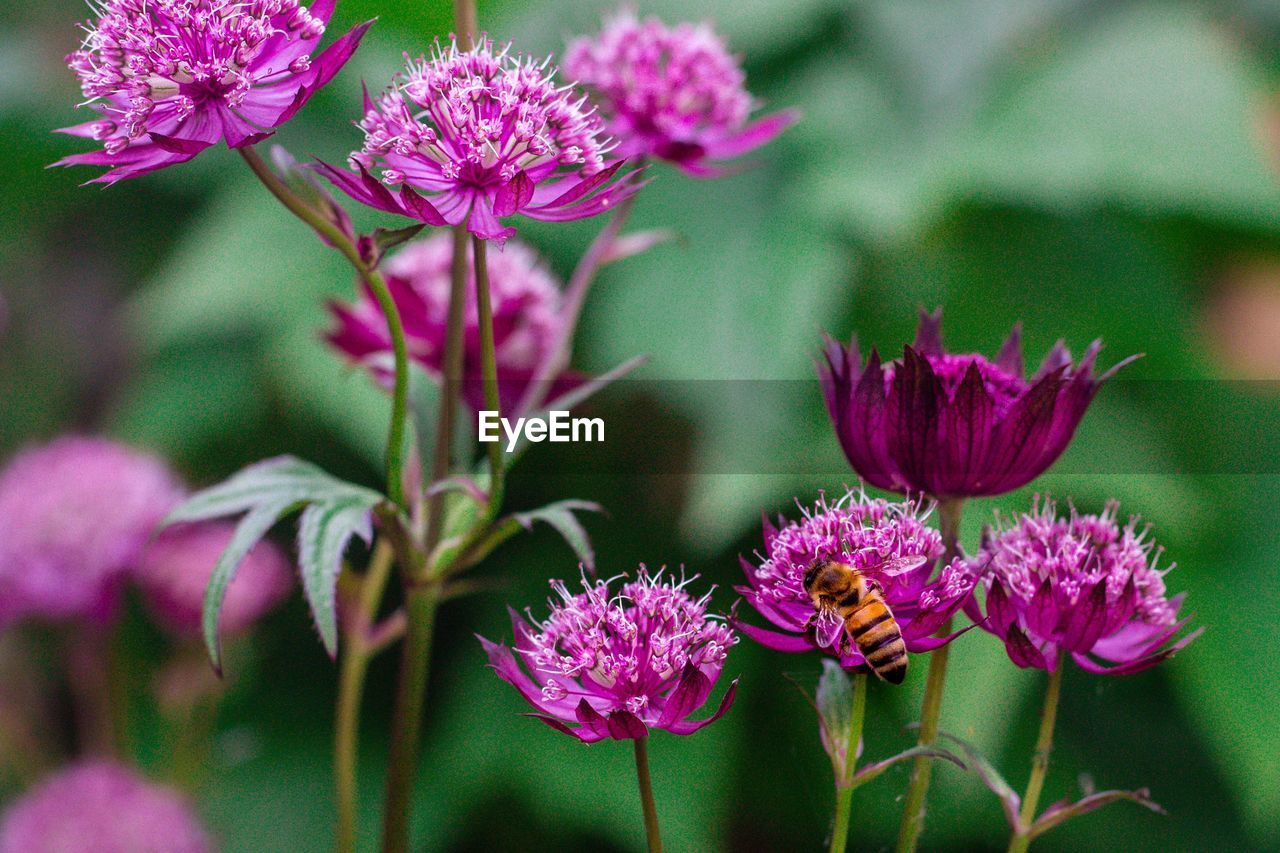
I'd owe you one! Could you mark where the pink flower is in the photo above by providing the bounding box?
[56,0,371,184]
[968,498,1200,675]
[734,490,976,673]
[0,437,183,627]
[0,761,211,853]
[313,37,645,242]
[564,11,797,175]
[326,233,576,413]
[480,568,738,742]
[136,522,294,638]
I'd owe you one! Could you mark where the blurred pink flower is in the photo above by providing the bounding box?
[968,498,1200,674]
[56,0,370,184]
[0,761,211,853]
[136,522,294,638]
[481,568,738,742]
[0,437,183,627]
[327,232,576,412]
[313,37,644,241]
[564,11,797,175]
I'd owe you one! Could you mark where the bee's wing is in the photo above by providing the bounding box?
[876,555,928,577]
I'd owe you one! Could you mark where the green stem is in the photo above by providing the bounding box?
[423,227,469,555]
[1007,655,1064,853]
[471,236,505,516]
[633,736,663,853]
[334,539,395,853]
[238,145,410,509]
[895,497,964,853]
[829,672,868,853]
[379,583,441,853]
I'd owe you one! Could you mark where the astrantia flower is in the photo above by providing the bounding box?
[968,498,1199,675]
[136,522,294,638]
[480,568,738,742]
[56,0,371,184]
[564,11,797,175]
[0,761,211,853]
[734,491,975,672]
[313,37,644,241]
[0,437,183,626]
[819,308,1135,499]
[327,232,573,412]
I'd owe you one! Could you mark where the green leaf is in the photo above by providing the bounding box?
[513,499,603,570]
[202,499,296,672]
[297,497,378,657]
[163,456,382,527]
[1030,788,1165,840]
[815,659,854,771]
[933,729,1022,830]
[851,744,966,791]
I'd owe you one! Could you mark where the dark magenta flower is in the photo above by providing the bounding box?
[326,232,575,413]
[56,0,370,184]
[0,761,211,853]
[968,498,1200,675]
[564,11,797,175]
[313,37,645,242]
[136,522,294,638]
[734,491,975,671]
[480,568,738,742]
[0,437,184,628]
[818,309,1134,499]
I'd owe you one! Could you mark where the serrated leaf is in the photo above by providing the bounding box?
[1029,787,1164,840]
[297,496,378,657]
[513,499,603,570]
[202,499,296,672]
[163,456,382,527]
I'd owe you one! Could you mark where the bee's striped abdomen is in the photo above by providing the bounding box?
[846,596,908,685]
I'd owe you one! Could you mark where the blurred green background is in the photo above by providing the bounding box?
[3,0,1280,850]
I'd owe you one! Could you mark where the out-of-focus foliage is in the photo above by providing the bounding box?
[3,0,1279,850]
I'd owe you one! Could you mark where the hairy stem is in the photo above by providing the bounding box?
[379,583,440,853]
[633,736,664,853]
[829,672,868,853]
[238,145,410,509]
[895,497,964,853]
[1007,655,1064,853]
[471,236,505,515]
[334,539,395,853]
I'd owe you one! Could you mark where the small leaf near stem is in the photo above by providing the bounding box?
[237,146,412,511]
[634,736,664,853]
[896,497,964,853]
[829,671,868,853]
[1007,654,1064,853]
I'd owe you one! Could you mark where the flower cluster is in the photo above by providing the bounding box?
[734,491,975,670]
[819,309,1135,498]
[0,436,291,636]
[57,0,370,183]
[481,568,738,742]
[0,437,183,626]
[564,12,796,175]
[327,233,573,412]
[0,761,211,853]
[968,498,1199,675]
[316,38,644,241]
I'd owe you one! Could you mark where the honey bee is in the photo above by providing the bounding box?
[803,558,916,684]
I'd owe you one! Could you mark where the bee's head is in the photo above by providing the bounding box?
[802,559,827,595]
